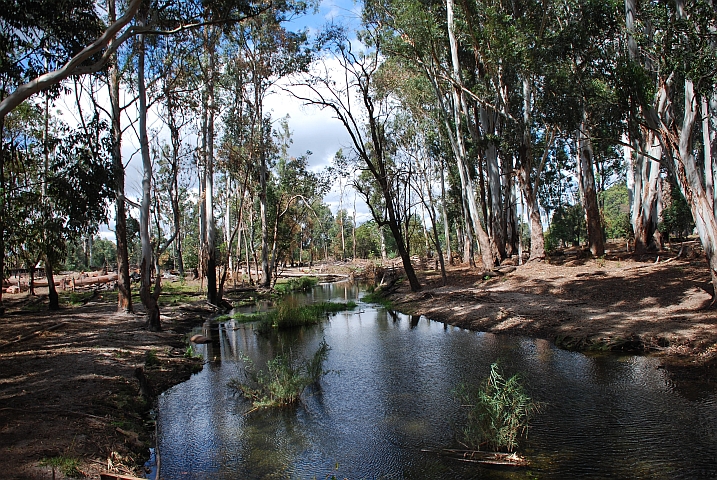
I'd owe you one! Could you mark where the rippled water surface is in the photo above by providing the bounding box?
[157,283,717,479]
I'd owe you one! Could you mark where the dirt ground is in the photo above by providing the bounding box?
[0,285,210,480]
[1,246,717,479]
[387,243,717,367]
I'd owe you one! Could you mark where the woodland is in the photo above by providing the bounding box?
[2,1,717,478]
[1,0,717,326]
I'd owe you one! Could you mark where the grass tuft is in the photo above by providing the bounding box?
[255,300,357,334]
[39,456,82,478]
[229,339,332,408]
[274,276,319,294]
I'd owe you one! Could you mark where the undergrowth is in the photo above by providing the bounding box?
[255,300,357,334]
[361,291,393,309]
[39,456,81,478]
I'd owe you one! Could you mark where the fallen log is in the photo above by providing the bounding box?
[100,473,147,480]
[420,448,529,466]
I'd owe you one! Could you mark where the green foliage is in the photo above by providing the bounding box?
[256,300,357,334]
[546,204,586,251]
[361,291,393,309]
[355,220,382,259]
[39,456,81,478]
[229,339,331,408]
[600,184,631,240]
[274,276,318,294]
[658,185,695,241]
[145,349,160,367]
[454,363,539,453]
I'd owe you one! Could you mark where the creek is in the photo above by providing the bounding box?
[156,282,717,479]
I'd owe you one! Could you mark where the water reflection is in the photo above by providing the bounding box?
[157,282,717,479]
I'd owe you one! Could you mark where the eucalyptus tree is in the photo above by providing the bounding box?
[224,7,313,288]
[290,27,422,291]
[0,0,104,314]
[631,0,717,295]
[2,103,113,309]
[622,0,665,254]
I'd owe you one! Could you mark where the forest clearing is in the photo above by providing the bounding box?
[1,247,716,479]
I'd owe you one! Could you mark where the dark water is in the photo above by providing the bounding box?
[156,283,717,479]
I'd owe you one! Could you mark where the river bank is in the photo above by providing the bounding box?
[381,251,717,372]
[0,284,223,479]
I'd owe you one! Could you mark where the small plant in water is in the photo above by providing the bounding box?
[229,339,331,408]
[275,276,319,294]
[454,362,539,452]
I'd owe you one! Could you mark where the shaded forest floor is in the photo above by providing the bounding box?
[0,284,218,479]
[2,243,717,478]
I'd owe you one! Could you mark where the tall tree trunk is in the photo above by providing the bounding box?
[445,0,494,270]
[204,28,218,304]
[669,80,717,297]
[440,157,452,265]
[45,257,59,310]
[627,133,662,253]
[380,227,387,261]
[504,161,518,256]
[0,114,5,316]
[166,88,184,277]
[109,0,132,313]
[481,106,506,260]
[516,77,546,261]
[137,22,160,331]
[623,0,664,255]
[578,110,605,256]
[259,149,270,287]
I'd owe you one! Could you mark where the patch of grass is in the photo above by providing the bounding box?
[228,339,331,408]
[274,276,319,294]
[59,291,95,306]
[159,282,199,304]
[144,349,160,367]
[255,300,357,334]
[215,311,266,323]
[454,362,540,453]
[361,291,393,309]
[39,455,82,478]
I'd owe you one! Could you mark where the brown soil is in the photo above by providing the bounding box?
[0,283,212,480]
[386,245,717,368]
[2,247,717,479]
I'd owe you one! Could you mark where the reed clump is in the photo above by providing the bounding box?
[229,339,331,408]
[274,276,319,294]
[255,300,357,334]
[454,362,539,453]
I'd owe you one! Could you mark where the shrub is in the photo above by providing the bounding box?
[659,184,695,241]
[40,456,81,478]
[454,362,539,452]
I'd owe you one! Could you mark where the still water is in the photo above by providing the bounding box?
[156,283,717,479]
